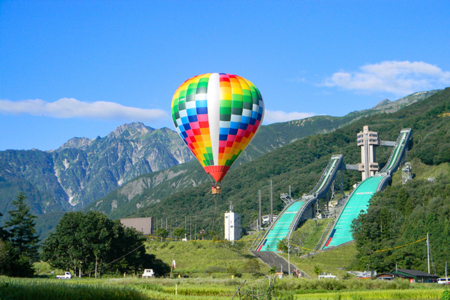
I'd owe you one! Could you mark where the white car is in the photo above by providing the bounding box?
[437,278,449,284]
[142,269,155,278]
[56,272,72,279]
[318,274,338,280]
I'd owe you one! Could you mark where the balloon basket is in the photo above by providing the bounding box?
[211,186,221,195]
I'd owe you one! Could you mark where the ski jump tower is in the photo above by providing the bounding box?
[357,125,380,180]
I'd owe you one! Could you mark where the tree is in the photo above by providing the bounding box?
[3,192,40,277]
[41,211,170,277]
[173,228,185,240]
[0,213,9,241]
[277,238,288,253]
[155,228,168,239]
[5,192,40,261]
[313,266,323,276]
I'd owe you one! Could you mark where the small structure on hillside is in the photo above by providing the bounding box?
[402,162,412,184]
[120,217,153,235]
[224,202,241,241]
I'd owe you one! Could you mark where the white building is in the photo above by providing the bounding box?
[120,217,153,235]
[224,203,241,241]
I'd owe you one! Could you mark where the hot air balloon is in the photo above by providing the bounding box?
[171,73,265,194]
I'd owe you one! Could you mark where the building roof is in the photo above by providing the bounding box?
[391,269,439,278]
[376,273,395,278]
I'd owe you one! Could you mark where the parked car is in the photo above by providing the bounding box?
[318,273,338,280]
[56,272,72,279]
[142,269,155,278]
[437,278,450,284]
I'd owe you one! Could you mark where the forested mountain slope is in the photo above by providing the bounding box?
[83,90,439,219]
[352,171,450,275]
[124,88,450,240]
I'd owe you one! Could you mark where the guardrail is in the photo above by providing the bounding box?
[314,194,350,251]
[287,155,344,241]
[309,155,342,196]
[380,129,411,173]
[252,200,298,251]
[319,180,362,250]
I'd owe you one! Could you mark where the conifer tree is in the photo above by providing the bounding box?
[5,192,40,262]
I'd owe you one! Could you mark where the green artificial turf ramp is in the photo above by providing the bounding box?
[383,131,407,171]
[323,176,384,249]
[311,157,339,194]
[260,200,305,252]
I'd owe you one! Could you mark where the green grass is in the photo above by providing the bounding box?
[146,238,270,277]
[279,243,358,279]
[33,261,65,277]
[391,158,450,186]
[1,276,447,300]
[0,277,147,300]
[294,289,445,300]
[291,218,333,252]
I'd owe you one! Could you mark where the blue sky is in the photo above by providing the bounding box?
[1,0,450,151]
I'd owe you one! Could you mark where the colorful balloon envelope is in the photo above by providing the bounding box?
[171,73,265,183]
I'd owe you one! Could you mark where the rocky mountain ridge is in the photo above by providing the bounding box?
[0,124,194,215]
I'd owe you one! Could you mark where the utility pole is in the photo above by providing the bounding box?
[270,180,273,225]
[427,233,430,274]
[258,190,262,232]
[445,262,448,281]
[185,216,187,234]
[288,239,291,278]
[166,218,168,230]
[195,215,197,240]
[170,254,174,279]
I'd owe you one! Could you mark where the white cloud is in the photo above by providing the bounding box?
[0,98,169,121]
[264,110,315,123]
[323,61,450,95]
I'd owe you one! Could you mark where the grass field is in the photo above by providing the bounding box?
[1,277,447,300]
[146,237,270,277]
[390,159,450,186]
[294,289,447,300]
[290,218,333,253]
[279,242,358,279]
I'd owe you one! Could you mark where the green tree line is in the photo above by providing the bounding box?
[129,88,450,237]
[42,211,170,277]
[351,174,450,275]
[1,192,169,277]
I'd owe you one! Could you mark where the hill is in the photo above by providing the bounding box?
[0,89,440,237]
[351,163,450,275]
[123,87,450,242]
[83,90,440,219]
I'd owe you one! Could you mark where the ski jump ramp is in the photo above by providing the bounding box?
[255,154,343,252]
[254,128,411,253]
[321,128,411,250]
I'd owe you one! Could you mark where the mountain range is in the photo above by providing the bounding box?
[120,87,450,238]
[0,89,441,238]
